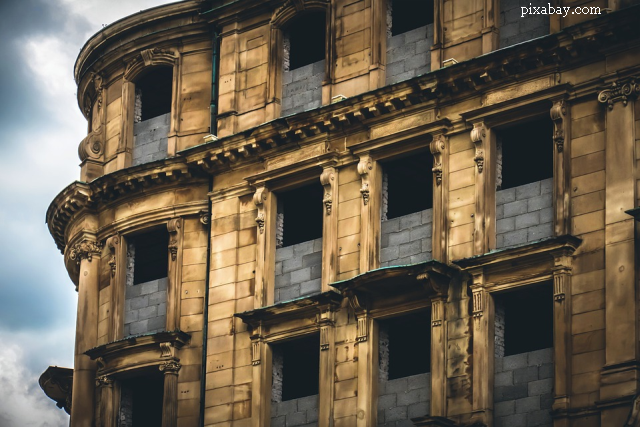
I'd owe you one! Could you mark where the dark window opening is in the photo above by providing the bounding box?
[391,0,434,36]
[382,151,433,220]
[120,374,164,426]
[495,282,553,356]
[132,229,169,285]
[136,67,173,121]
[273,334,320,401]
[277,183,324,247]
[284,12,326,70]
[379,311,431,380]
[497,117,553,190]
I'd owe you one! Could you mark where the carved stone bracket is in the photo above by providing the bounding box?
[357,155,373,205]
[105,235,119,277]
[431,299,444,327]
[167,218,182,262]
[320,325,331,350]
[95,375,113,388]
[471,123,486,173]
[78,130,104,162]
[551,249,572,302]
[199,210,210,226]
[472,288,484,318]
[598,78,640,110]
[69,239,103,265]
[356,315,369,343]
[159,360,182,375]
[253,186,268,234]
[550,100,567,153]
[320,167,336,215]
[160,342,174,358]
[430,134,446,185]
[251,340,262,366]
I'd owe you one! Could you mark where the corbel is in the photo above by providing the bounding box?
[251,340,262,366]
[550,97,571,236]
[320,167,336,215]
[430,134,445,186]
[253,186,268,234]
[105,235,119,278]
[470,123,486,173]
[470,268,485,318]
[106,234,122,342]
[550,99,567,153]
[167,218,182,262]
[346,292,369,342]
[357,155,373,205]
[166,218,184,331]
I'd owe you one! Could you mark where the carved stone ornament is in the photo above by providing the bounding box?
[356,315,369,343]
[431,299,443,327]
[106,235,119,278]
[159,360,182,374]
[357,156,373,205]
[167,218,182,261]
[124,48,177,81]
[471,123,486,173]
[199,210,210,226]
[160,342,173,358]
[78,131,103,161]
[251,341,261,366]
[598,78,640,110]
[69,239,103,265]
[320,325,330,351]
[95,375,113,387]
[320,168,335,215]
[550,100,567,153]
[253,187,268,234]
[472,290,483,318]
[430,134,446,185]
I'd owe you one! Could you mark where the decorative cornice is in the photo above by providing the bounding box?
[598,78,640,110]
[69,239,102,265]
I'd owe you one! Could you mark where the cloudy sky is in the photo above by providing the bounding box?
[0,1,176,425]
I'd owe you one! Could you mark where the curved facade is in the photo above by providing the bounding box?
[43,1,640,426]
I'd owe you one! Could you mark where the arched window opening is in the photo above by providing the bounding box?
[281,11,326,116]
[386,0,434,85]
[132,67,173,166]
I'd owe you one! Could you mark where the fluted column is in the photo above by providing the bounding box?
[96,375,115,427]
[160,360,181,427]
[69,238,102,427]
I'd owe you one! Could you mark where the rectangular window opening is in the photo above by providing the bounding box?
[494,282,553,357]
[131,229,169,285]
[119,374,164,427]
[276,183,324,248]
[378,311,431,424]
[389,0,434,36]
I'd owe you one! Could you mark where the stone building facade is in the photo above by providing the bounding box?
[40,1,640,426]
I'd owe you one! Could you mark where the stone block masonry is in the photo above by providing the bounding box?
[378,373,431,426]
[132,112,169,166]
[385,25,433,86]
[271,395,319,427]
[499,0,549,48]
[124,277,168,336]
[381,209,432,267]
[275,238,323,303]
[494,348,553,427]
[282,60,324,117]
[496,179,553,249]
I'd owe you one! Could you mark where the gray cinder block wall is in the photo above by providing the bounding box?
[499,0,550,48]
[494,348,553,427]
[381,209,433,267]
[378,374,431,426]
[496,178,553,249]
[386,25,433,86]
[274,238,323,303]
[132,112,170,166]
[124,243,168,337]
[281,60,324,117]
[271,395,319,427]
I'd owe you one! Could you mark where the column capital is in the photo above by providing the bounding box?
[598,77,640,110]
[159,360,182,375]
[69,239,102,265]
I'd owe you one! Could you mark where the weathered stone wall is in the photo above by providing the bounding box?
[123,243,168,337]
[275,238,323,303]
[337,165,361,280]
[378,373,431,426]
[271,395,319,427]
[496,179,553,249]
[494,348,553,427]
[132,112,169,166]
[282,60,324,116]
[448,132,476,260]
[385,25,433,86]
[380,209,432,266]
[499,0,549,48]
